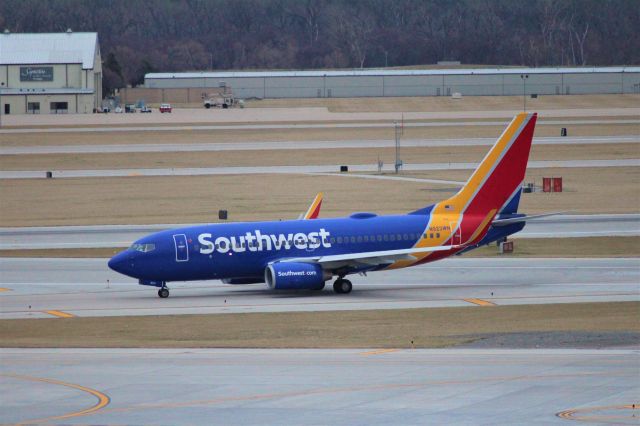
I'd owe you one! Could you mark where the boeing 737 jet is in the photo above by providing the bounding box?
[110,112,541,298]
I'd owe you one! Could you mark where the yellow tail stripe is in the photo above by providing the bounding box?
[303,192,323,219]
[441,113,527,211]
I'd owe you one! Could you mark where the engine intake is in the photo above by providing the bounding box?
[265,262,328,290]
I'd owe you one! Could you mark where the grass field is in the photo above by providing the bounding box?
[2,143,638,171]
[1,122,637,148]
[1,167,637,227]
[0,237,637,258]
[0,302,637,348]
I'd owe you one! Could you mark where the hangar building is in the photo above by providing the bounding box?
[145,67,640,99]
[0,31,102,115]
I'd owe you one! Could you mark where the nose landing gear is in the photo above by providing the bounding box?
[158,284,170,298]
[333,278,352,294]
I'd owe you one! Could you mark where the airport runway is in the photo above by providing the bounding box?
[1,257,638,319]
[1,117,637,134]
[2,135,637,155]
[1,214,637,250]
[2,158,638,179]
[1,348,638,425]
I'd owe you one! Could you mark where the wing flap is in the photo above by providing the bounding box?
[279,244,457,270]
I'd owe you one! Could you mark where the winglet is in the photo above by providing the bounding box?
[302,192,323,220]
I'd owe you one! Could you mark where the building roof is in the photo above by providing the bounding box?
[146,66,640,80]
[0,32,98,69]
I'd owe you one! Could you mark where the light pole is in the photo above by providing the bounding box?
[520,74,529,111]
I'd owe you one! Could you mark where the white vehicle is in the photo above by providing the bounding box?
[204,95,235,109]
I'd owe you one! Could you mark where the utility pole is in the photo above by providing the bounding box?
[520,74,529,111]
[394,121,402,173]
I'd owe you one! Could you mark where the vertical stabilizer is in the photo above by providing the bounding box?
[443,112,537,215]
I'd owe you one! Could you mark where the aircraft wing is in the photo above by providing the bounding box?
[491,212,563,227]
[297,192,324,220]
[279,244,459,271]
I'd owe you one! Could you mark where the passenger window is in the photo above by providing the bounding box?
[390,234,396,241]
[377,235,382,242]
[437,233,440,238]
[430,233,434,238]
[363,235,369,242]
[337,236,343,243]
[350,236,356,243]
[403,234,408,240]
[357,236,363,243]
[330,237,336,244]
[383,234,388,241]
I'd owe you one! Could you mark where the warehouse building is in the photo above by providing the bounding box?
[0,30,102,115]
[145,67,640,99]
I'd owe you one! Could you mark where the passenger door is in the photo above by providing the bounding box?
[173,234,189,262]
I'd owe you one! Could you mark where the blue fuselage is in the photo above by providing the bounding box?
[110,212,433,282]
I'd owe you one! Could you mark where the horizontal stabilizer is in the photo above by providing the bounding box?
[492,212,563,227]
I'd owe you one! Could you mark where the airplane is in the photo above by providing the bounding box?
[109,112,542,298]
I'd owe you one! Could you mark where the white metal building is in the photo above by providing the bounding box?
[0,31,102,115]
[145,67,640,99]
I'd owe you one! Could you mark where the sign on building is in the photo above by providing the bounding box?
[20,66,54,82]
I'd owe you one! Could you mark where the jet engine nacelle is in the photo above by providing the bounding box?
[265,262,329,290]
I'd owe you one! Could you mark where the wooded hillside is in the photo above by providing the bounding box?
[1,0,638,94]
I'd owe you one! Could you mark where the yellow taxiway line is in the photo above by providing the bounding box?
[360,348,400,356]
[0,287,11,292]
[463,298,496,306]
[44,310,75,318]
[3,373,110,425]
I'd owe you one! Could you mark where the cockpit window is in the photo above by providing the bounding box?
[130,243,156,253]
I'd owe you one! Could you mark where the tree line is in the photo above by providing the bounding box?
[1,0,638,95]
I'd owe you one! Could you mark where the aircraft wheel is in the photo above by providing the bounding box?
[158,288,170,298]
[333,279,352,294]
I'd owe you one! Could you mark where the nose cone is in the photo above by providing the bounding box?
[108,251,134,277]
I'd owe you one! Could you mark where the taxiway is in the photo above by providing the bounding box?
[1,348,638,425]
[1,257,638,319]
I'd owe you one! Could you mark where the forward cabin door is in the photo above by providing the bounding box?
[173,234,189,262]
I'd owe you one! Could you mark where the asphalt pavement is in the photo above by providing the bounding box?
[1,348,638,425]
[1,257,638,319]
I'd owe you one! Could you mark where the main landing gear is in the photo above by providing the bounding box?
[157,284,170,298]
[333,278,352,294]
